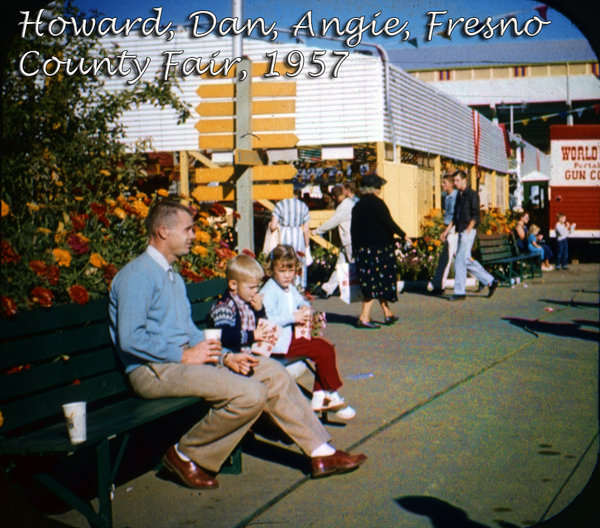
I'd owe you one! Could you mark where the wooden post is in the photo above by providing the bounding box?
[434,155,442,209]
[180,150,190,203]
[235,57,254,253]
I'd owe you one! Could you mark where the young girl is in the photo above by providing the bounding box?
[528,224,553,271]
[555,213,575,270]
[261,245,355,420]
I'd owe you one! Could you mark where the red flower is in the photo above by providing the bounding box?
[68,285,89,305]
[90,202,107,216]
[1,239,20,265]
[241,248,256,258]
[103,263,118,285]
[67,233,90,255]
[209,202,227,216]
[200,267,216,278]
[70,212,89,231]
[180,266,203,282]
[30,287,54,308]
[29,260,48,276]
[46,265,60,285]
[0,296,18,318]
[97,214,110,227]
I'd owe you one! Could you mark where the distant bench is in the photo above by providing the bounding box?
[0,278,240,528]
[477,233,542,285]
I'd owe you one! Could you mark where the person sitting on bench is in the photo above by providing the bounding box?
[108,200,367,489]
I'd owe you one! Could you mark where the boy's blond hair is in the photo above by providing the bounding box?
[530,224,541,235]
[226,254,264,282]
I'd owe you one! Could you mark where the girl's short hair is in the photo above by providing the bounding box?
[264,245,300,276]
[530,224,540,234]
[226,254,265,282]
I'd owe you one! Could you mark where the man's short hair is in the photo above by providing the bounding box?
[452,170,468,180]
[145,200,193,237]
[226,254,264,283]
[331,185,343,198]
[343,181,356,194]
[442,173,456,182]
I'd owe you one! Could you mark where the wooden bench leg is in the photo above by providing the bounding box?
[35,439,114,528]
[220,444,242,474]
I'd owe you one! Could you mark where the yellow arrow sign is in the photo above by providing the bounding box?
[193,165,297,183]
[198,133,298,151]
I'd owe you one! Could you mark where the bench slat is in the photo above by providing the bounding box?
[187,279,227,301]
[0,396,204,455]
[0,298,109,340]
[0,322,112,371]
[0,371,128,434]
[0,347,118,401]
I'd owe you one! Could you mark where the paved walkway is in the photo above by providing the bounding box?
[44,264,599,527]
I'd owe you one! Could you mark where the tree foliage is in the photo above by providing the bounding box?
[0,1,195,314]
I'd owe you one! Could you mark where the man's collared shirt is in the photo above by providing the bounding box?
[442,190,457,226]
[146,245,174,281]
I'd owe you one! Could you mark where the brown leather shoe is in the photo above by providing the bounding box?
[162,445,219,489]
[311,450,367,478]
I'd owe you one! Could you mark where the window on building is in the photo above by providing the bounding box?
[513,66,527,77]
[438,70,451,81]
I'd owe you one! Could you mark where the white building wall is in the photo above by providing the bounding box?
[102,32,508,173]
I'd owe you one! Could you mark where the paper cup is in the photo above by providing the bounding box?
[62,401,87,444]
[203,328,222,341]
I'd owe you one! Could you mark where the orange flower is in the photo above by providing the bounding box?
[52,248,72,267]
[37,227,52,235]
[157,189,169,197]
[195,230,211,244]
[192,245,208,257]
[68,285,89,305]
[113,207,127,220]
[1,200,10,217]
[89,252,107,268]
[130,200,149,217]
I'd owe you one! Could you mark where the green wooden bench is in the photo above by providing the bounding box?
[477,233,542,285]
[0,278,240,528]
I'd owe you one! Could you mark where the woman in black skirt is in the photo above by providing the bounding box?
[350,174,410,329]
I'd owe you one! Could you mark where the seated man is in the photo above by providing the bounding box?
[108,200,366,489]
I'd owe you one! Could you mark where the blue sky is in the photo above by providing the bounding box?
[70,0,587,50]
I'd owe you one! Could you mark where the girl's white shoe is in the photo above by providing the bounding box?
[335,405,356,420]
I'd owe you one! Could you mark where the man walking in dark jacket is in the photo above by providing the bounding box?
[441,171,497,301]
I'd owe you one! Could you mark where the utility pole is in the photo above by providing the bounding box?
[233,0,254,252]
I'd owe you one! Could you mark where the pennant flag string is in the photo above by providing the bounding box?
[500,103,600,126]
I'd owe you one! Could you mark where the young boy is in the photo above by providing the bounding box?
[208,254,276,354]
[555,213,576,270]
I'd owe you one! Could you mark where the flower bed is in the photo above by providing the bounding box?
[0,192,236,317]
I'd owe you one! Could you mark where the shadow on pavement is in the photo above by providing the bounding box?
[324,312,358,327]
[540,298,600,309]
[395,495,520,528]
[502,317,600,342]
[241,434,310,475]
